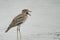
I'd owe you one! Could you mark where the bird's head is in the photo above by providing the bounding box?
[22,9,32,16]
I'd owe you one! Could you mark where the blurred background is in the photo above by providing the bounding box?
[0,0,60,40]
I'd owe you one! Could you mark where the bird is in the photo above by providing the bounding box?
[5,9,31,40]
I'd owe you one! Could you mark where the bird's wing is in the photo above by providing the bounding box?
[5,14,24,32]
[9,14,24,27]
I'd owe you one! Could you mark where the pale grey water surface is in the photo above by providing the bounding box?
[0,0,60,40]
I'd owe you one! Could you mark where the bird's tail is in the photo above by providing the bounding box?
[5,26,11,33]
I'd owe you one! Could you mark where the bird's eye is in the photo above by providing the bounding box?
[26,12,28,14]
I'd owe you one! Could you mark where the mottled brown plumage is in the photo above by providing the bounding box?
[5,9,31,32]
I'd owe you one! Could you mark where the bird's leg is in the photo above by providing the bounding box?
[18,25,21,40]
[17,26,19,40]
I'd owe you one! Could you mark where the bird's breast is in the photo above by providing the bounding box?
[23,15,28,22]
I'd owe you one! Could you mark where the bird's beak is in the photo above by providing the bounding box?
[28,11,32,16]
[29,11,32,12]
[28,13,31,16]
